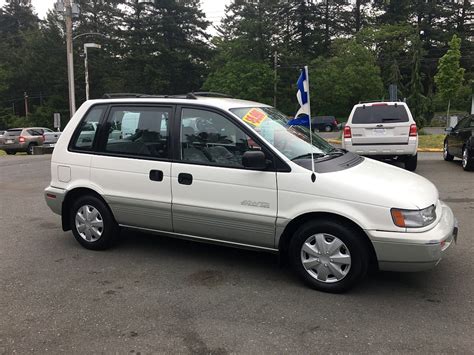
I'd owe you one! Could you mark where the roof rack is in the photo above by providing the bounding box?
[102,93,192,99]
[186,92,233,99]
[102,92,234,100]
[358,99,404,104]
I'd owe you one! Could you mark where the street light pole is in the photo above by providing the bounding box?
[84,43,102,101]
[65,0,76,116]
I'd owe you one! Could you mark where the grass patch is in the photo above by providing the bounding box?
[418,134,445,150]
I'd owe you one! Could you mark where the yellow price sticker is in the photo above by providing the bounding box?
[242,108,268,127]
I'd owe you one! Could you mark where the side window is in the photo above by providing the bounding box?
[104,106,171,159]
[454,118,468,130]
[72,106,105,150]
[27,129,43,136]
[180,108,261,168]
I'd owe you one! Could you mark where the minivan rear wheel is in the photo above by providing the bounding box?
[289,220,369,293]
[70,195,119,250]
[404,154,417,171]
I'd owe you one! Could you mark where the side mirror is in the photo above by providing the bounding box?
[445,127,454,133]
[242,150,267,170]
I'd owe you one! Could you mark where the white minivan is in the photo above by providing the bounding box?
[44,94,458,293]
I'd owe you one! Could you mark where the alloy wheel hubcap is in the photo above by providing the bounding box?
[75,205,104,242]
[462,149,467,168]
[443,143,448,158]
[300,233,351,283]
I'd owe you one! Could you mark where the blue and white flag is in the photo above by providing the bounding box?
[288,66,311,127]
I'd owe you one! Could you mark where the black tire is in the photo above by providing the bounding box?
[404,153,417,171]
[70,195,119,250]
[26,143,35,155]
[443,140,454,161]
[462,146,474,171]
[289,219,369,293]
[5,150,16,155]
[324,125,332,132]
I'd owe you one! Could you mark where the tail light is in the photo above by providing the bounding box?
[409,124,417,137]
[19,136,25,143]
[344,125,352,139]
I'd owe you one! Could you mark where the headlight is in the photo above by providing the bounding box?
[391,205,436,228]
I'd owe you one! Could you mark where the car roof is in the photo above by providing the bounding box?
[88,97,271,111]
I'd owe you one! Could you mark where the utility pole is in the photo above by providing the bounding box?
[273,50,278,108]
[24,92,29,117]
[65,0,76,116]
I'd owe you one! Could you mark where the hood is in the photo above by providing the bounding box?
[315,157,439,210]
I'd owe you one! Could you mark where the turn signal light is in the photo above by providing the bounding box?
[409,124,418,137]
[344,125,352,138]
[391,209,406,228]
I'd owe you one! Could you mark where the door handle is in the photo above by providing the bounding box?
[149,170,163,182]
[178,173,193,185]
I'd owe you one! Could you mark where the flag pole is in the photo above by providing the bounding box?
[305,66,316,182]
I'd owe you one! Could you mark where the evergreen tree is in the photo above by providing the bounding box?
[434,34,465,117]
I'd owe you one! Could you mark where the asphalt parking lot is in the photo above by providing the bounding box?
[0,154,473,353]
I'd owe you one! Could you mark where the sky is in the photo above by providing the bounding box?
[0,0,232,33]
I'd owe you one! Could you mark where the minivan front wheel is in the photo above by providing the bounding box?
[289,220,369,293]
[70,195,118,250]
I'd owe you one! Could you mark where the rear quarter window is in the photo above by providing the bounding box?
[71,106,106,150]
[352,105,409,124]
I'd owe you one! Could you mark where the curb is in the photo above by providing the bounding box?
[325,139,443,152]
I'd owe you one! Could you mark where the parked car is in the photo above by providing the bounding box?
[0,127,47,155]
[311,116,338,132]
[44,94,458,293]
[43,129,62,147]
[443,114,474,171]
[341,102,419,171]
[0,130,5,138]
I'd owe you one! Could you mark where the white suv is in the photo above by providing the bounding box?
[342,102,419,171]
[44,94,457,293]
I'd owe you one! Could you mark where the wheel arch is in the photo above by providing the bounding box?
[278,212,378,270]
[61,187,115,231]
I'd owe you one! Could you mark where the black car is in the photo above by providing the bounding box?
[443,115,474,171]
[311,116,339,132]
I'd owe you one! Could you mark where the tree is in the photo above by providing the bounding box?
[203,59,274,104]
[310,40,383,118]
[408,34,426,126]
[434,34,465,119]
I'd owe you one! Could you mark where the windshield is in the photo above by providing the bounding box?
[230,107,336,160]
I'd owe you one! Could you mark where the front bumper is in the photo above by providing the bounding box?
[367,202,458,272]
[44,186,66,216]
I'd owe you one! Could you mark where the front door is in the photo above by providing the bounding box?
[90,104,174,231]
[171,107,278,248]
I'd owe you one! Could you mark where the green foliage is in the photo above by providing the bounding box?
[0,0,472,127]
[408,35,427,127]
[309,40,383,118]
[434,34,466,107]
[203,59,274,105]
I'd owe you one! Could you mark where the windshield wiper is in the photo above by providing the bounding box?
[328,148,346,155]
[291,153,326,161]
